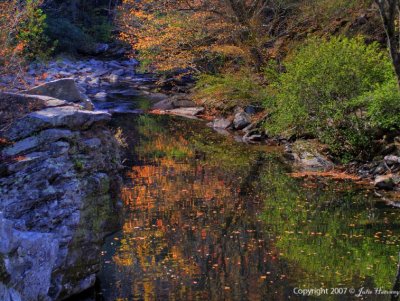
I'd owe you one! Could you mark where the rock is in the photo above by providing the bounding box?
[22,94,68,108]
[0,215,59,301]
[58,71,72,77]
[4,105,111,141]
[92,69,109,77]
[233,112,251,130]
[172,99,197,108]
[93,43,109,55]
[166,107,204,117]
[244,105,263,115]
[372,162,387,176]
[110,89,140,97]
[374,174,400,190]
[0,92,122,300]
[83,138,102,150]
[2,129,74,157]
[79,67,92,73]
[147,92,168,102]
[107,61,122,69]
[112,69,125,76]
[87,77,100,87]
[0,214,15,253]
[212,118,232,129]
[109,74,119,84]
[121,58,139,67]
[285,140,334,171]
[384,155,400,165]
[23,79,89,104]
[94,92,107,101]
[152,99,174,110]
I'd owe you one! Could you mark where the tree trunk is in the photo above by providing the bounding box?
[375,0,400,88]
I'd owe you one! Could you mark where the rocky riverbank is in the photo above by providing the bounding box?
[0,57,140,94]
[1,55,400,300]
[3,56,400,201]
[0,87,123,300]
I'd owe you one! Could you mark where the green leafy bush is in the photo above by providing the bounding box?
[17,0,52,61]
[266,36,396,159]
[362,80,400,131]
[194,69,268,111]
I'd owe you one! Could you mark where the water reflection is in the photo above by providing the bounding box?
[261,167,400,292]
[98,115,400,301]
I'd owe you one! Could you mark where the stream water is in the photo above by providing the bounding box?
[83,87,400,300]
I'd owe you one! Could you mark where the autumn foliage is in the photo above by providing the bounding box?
[0,0,49,75]
[118,0,279,72]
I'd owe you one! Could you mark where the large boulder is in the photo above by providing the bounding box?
[211,118,232,129]
[94,92,108,101]
[152,99,175,110]
[233,111,251,130]
[166,107,204,117]
[3,106,110,141]
[23,79,94,110]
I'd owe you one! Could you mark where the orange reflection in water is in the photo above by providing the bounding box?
[100,116,294,301]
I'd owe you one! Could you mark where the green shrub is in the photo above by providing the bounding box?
[266,36,395,159]
[194,69,268,111]
[363,80,400,131]
[16,0,53,61]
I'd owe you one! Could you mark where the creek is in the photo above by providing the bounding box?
[75,82,400,301]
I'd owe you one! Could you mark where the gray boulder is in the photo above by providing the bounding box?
[152,99,174,110]
[212,118,232,129]
[94,92,108,101]
[384,155,400,165]
[4,105,110,141]
[23,79,94,111]
[109,74,119,84]
[111,69,125,76]
[151,97,197,110]
[24,79,86,103]
[166,107,204,117]
[233,112,251,130]
[2,129,74,157]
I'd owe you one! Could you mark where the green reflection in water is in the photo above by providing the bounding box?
[261,163,400,292]
[99,114,400,301]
